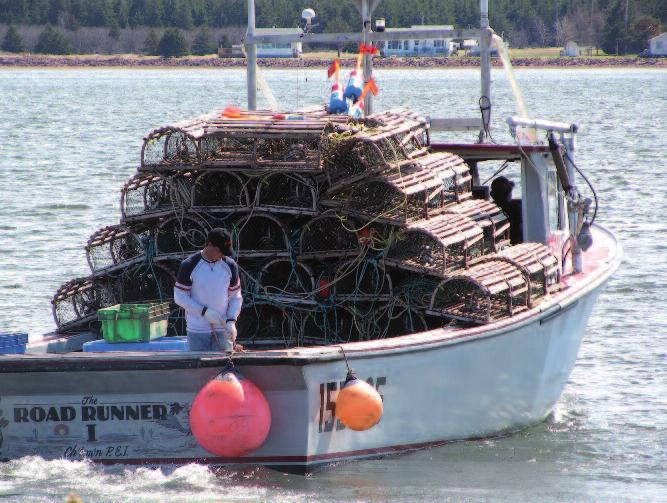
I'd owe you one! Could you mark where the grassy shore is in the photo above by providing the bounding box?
[1,51,665,68]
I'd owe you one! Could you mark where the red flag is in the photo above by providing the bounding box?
[327,59,340,78]
[367,77,379,96]
[360,44,379,55]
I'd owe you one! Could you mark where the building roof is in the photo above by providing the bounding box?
[255,27,303,35]
[649,32,667,41]
[386,24,454,32]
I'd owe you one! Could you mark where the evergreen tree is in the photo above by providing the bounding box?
[143,28,160,55]
[157,27,188,57]
[2,26,26,53]
[34,25,73,54]
[109,20,121,40]
[191,27,216,55]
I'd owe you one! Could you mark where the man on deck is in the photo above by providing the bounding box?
[173,228,242,351]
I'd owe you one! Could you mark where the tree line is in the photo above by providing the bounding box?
[1,0,665,54]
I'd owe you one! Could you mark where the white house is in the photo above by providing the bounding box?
[254,28,303,58]
[648,33,667,57]
[564,41,580,57]
[381,25,458,57]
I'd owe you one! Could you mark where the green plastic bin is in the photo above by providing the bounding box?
[98,302,170,343]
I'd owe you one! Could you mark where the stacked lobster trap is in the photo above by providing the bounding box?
[52,107,561,347]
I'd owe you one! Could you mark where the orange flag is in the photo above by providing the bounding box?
[327,59,340,79]
[359,78,379,101]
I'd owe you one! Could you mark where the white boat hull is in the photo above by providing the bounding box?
[0,226,620,472]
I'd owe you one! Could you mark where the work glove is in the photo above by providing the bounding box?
[224,320,237,344]
[204,307,223,325]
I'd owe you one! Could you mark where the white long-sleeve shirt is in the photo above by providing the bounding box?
[173,252,242,333]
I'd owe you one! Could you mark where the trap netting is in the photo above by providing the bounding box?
[298,214,362,259]
[155,214,210,256]
[233,213,290,258]
[497,242,560,298]
[85,225,148,273]
[236,304,302,349]
[141,113,215,169]
[321,108,429,189]
[428,258,530,324]
[258,259,315,304]
[121,172,194,221]
[384,214,484,277]
[192,171,250,210]
[255,172,318,215]
[392,277,442,311]
[330,258,393,301]
[322,153,472,225]
[444,198,511,253]
[52,277,117,331]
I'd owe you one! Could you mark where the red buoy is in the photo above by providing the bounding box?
[189,371,271,457]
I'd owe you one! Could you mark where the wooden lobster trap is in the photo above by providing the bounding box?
[321,108,430,189]
[384,214,484,277]
[200,110,348,171]
[322,153,472,225]
[254,172,318,215]
[233,213,290,258]
[120,172,194,222]
[330,258,393,301]
[155,214,210,257]
[236,303,302,349]
[191,171,251,211]
[428,259,531,324]
[393,277,442,310]
[297,214,363,260]
[301,304,364,345]
[140,113,217,170]
[497,242,560,298]
[445,198,511,253]
[52,277,117,331]
[258,259,316,304]
[85,224,148,274]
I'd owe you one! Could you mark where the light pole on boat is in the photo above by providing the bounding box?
[246,0,257,110]
[479,0,492,143]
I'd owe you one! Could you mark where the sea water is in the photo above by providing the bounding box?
[0,68,665,502]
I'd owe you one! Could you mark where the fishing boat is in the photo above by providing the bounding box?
[0,1,621,473]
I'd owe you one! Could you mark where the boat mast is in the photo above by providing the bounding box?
[479,0,492,142]
[246,0,257,110]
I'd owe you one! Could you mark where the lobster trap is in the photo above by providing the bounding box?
[234,213,290,258]
[331,259,392,301]
[297,214,362,259]
[428,258,530,324]
[236,304,302,349]
[258,259,315,304]
[120,172,194,222]
[445,198,510,253]
[384,214,484,277]
[254,172,318,215]
[497,242,560,298]
[321,108,430,189]
[155,215,210,256]
[322,153,472,225]
[52,277,117,331]
[192,171,250,210]
[141,113,215,169]
[85,225,147,273]
[393,277,442,310]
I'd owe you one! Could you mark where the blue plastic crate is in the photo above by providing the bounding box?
[0,344,27,355]
[0,332,28,348]
[83,336,189,353]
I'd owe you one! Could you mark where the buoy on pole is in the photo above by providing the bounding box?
[190,371,271,457]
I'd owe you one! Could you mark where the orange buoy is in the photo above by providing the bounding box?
[189,371,271,457]
[335,371,383,431]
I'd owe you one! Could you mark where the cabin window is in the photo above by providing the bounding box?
[403,40,409,50]
[434,40,445,48]
[546,170,560,231]
[388,40,401,50]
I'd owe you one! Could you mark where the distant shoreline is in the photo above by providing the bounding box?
[1,54,665,69]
